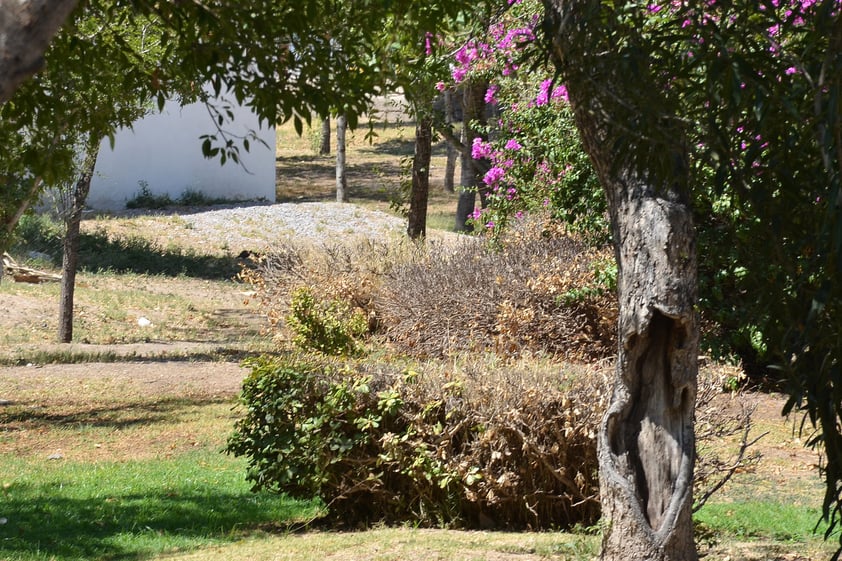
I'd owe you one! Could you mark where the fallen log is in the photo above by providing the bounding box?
[2,252,61,283]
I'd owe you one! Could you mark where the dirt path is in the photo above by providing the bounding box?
[0,360,247,402]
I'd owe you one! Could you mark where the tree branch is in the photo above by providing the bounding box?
[0,0,80,102]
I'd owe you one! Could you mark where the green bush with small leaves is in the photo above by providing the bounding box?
[286,286,368,355]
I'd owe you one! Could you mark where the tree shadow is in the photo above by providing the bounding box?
[0,482,316,560]
[0,395,231,432]
[77,229,241,280]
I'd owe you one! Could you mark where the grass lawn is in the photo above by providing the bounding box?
[1,453,319,561]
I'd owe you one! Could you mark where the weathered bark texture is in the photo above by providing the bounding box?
[0,0,79,102]
[59,139,100,343]
[454,80,487,232]
[544,2,698,560]
[336,114,347,202]
[407,115,432,239]
[319,116,331,155]
[443,89,457,193]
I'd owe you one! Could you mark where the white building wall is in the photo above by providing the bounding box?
[88,96,276,211]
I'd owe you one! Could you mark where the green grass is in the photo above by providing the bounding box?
[0,452,321,561]
[695,500,827,543]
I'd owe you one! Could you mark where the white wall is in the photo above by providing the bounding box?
[88,96,276,211]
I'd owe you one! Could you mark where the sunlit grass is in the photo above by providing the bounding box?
[0,452,321,561]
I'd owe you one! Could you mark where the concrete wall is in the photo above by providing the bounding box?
[88,96,276,211]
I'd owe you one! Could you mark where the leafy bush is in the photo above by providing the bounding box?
[227,355,604,529]
[125,182,173,209]
[286,286,369,355]
[239,236,418,346]
[227,356,758,529]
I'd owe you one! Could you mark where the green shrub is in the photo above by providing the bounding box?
[286,286,369,355]
[125,182,174,209]
[227,355,604,529]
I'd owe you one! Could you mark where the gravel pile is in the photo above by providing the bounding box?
[177,201,407,250]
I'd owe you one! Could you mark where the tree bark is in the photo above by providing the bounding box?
[454,80,487,232]
[336,113,347,202]
[319,116,331,155]
[0,0,79,103]
[407,115,432,240]
[443,89,457,193]
[58,138,100,343]
[544,2,698,560]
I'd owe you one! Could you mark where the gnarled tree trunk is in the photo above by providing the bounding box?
[544,2,698,560]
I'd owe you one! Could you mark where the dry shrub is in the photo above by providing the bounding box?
[242,216,617,360]
[228,353,606,530]
[377,218,618,360]
[239,236,422,342]
[228,353,760,530]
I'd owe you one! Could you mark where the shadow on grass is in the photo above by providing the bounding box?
[1,474,318,561]
[76,229,241,280]
[0,396,232,432]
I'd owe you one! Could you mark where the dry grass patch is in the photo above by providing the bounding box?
[0,361,246,462]
[158,527,598,561]
[0,272,269,361]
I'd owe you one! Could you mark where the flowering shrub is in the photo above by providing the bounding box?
[441,0,607,243]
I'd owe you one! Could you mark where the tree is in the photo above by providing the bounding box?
[442,89,458,193]
[407,115,432,238]
[454,79,489,232]
[319,117,331,155]
[57,137,99,343]
[0,0,79,102]
[543,2,698,559]
[335,114,348,203]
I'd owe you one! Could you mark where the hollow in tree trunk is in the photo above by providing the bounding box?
[407,115,432,240]
[59,137,101,343]
[544,2,698,559]
[335,114,347,202]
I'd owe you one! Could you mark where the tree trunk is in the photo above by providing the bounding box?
[407,115,432,240]
[544,2,698,560]
[336,113,347,202]
[58,137,100,343]
[454,80,487,232]
[319,116,331,155]
[443,89,457,193]
[0,0,79,102]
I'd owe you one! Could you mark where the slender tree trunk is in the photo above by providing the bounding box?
[407,115,432,240]
[454,80,487,232]
[545,2,698,560]
[319,116,331,155]
[58,137,100,343]
[443,89,457,193]
[336,114,347,202]
[0,0,79,102]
